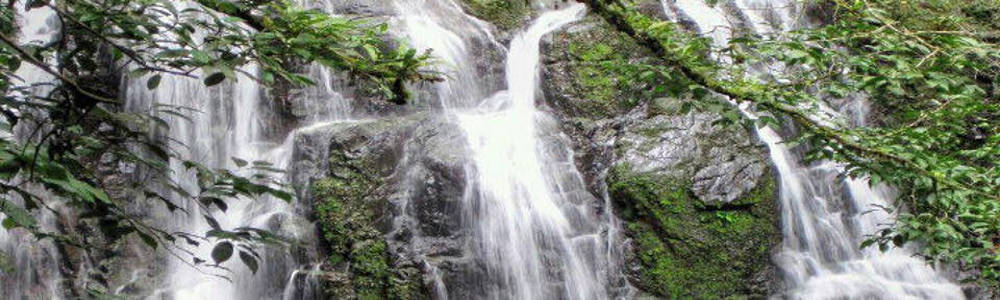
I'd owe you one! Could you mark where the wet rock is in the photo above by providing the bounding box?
[456,0,533,35]
[615,105,768,206]
[293,113,478,298]
[540,5,769,206]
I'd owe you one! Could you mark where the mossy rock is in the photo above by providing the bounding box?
[310,118,429,300]
[543,15,662,120]
[609,164,780,298]
[459,0,531,32]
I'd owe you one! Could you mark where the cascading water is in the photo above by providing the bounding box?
[663,0,964,298]
[127,13,337,299]
[0,3,64,299]
[391,0,498,109]
[128,64,306,299]
[455,4,611,299]
[389,1,626,298]
[759,125,964,299]
[111,0,620,298]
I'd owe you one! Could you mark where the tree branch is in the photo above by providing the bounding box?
[195,0,265,31]
[0,33,119,104]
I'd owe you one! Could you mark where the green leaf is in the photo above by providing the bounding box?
[204,215,221,230]
[362,44,379,60]
[129,68,151,78]
[191,50,211,65]
[211,241,234,264]
[232,157,247,167]
[147,74,162,90]
[137,231,158,249]
[207,197,228,212]
[0,198,36,229]
[239,250,258,274]
[204,73,226,86]
[1,218,14,230]
[269,190,293,203]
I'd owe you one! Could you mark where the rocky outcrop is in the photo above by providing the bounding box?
[539,9,783,298]
[457,0,533,33]
[541,12,770,205]
[608,164,780,297]
[456,0,580,36]
[292,113,484,299]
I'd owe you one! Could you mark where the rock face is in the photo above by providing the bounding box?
[614,106,769,206]
[292,113,481,299]
[538,9,784,298]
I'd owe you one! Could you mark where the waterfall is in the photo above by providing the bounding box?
[130,63,297,298]
[0,3,64,299]
[392,0,497,109]
[663,0,964,298]
[0,0,617,298]
[391,1,624,298]
[455,4,610,299]
[759,126,964,299]
[128,10,339,299]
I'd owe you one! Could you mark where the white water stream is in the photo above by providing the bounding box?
[455,4,610,299]
[392,1,619,298]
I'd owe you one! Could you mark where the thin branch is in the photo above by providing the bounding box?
[47,3,197,79]
[0,33,119,104]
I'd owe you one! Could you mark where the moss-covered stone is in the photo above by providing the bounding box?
[459,0,531,32]
[544,15,662,119]
[566,38,630,116]
[609,164,779,298]
[312,146,426,299]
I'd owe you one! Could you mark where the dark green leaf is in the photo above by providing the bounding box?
[0,199,36,229]
[147,74,162,90]
[204,215,221,230]
[232,157,247,167]
[203,73,226,86]
[136,231,158,249]
[239,251,258,274]
[211,241,234,264]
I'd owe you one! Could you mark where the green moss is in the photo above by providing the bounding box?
[460,0,530,31]
[548,17,668,119]
[609,164,779,298]
[564,25,638,118]
[312,150,426,299]
[570,43,619,106]
[352,240,390,299]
